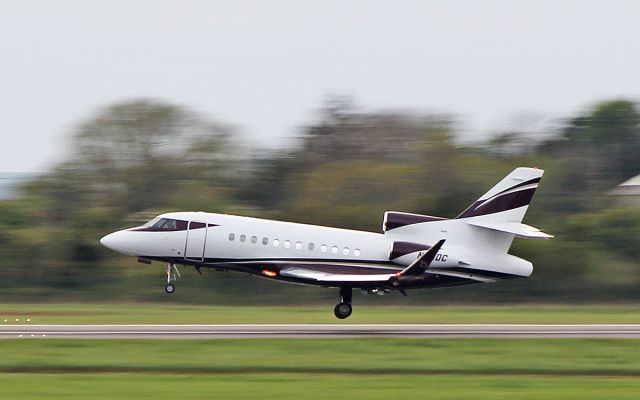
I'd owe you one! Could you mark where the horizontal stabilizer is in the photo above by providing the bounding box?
[468,220,553,239]
[398,239,446,276]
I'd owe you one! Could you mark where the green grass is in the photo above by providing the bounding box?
[2,339,640,375]
[1,339,640,399]
[2,303,640,324]
[2,374,640,400]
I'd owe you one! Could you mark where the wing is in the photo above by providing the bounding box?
[279,267,396,282]
[279,265,494,284]
[279,239,448,284]
[422,269,495,283]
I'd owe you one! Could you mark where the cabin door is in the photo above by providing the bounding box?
[184,221,208,262]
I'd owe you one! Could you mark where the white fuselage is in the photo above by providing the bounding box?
[101,210,533,285]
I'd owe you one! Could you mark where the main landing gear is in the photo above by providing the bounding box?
[334,286,353,319]
[165,263,180,294]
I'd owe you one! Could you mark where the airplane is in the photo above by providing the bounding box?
[100,167,551,319]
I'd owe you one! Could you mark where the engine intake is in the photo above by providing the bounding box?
[389,240,458,268]
[388,241,431,261]
[382,211,445,232]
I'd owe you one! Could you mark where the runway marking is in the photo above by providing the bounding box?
[2,324,640,339]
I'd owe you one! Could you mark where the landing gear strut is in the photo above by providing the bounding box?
[165,263,180,294]
[334,286,353,319]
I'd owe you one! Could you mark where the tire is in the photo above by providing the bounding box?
[333,303,352,319]
[165,283,175,294]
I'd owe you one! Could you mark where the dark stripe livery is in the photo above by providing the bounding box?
[383,212,445,231]
[389,241,431,260]
[456,177,541,219]
[456,187,537,218]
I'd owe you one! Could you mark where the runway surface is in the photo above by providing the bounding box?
[2,324,640,339]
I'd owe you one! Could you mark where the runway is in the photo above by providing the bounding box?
[2,324,640,339]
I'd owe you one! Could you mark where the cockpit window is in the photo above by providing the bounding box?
[137,218,188,231]
[163,219,176,230]
[142,217,161,228]
[152,219,168,229]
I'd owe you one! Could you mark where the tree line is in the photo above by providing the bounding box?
[1,97,639,304]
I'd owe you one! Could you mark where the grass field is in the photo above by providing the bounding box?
[3,374,640,400]
[2,303,640,324]
[2,305,640,399]
[1,339,640,399]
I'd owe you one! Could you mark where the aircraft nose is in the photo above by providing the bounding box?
[100,231,138,255]
[100,232,120,250]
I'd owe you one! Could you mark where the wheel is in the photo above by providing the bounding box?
[333,303,352,319]
[165,283,175,294]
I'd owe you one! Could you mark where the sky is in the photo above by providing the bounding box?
[1,0,639,172]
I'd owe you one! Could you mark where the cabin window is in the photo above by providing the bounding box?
[240,234,246,242]
[273,239,280,247]
[354,249,361,257]
[308,243,315,251]
[251,236,257,244]
[321,244,327,253]
[262,237,269,245]
[343,247,349,255]
[284,240,291,249]
[295,241,302,250]
[331,246,338,255]
[229,233,235,241]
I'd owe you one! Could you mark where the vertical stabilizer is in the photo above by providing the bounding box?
[455,167,545,254]
[457,167,543,222]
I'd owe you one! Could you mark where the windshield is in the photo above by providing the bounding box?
[141,217,161,228]
[138,218,188,231]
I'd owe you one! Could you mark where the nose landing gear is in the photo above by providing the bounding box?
[165,263,180,294]
[334,286,353,319]
[334,303,352,319]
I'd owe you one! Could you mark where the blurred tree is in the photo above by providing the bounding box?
[280,160,420,230]
[0,99,241,300]
[300,97,453,164]
[62,98,234,215]
[534,99,640,213]
[562,100,640,190]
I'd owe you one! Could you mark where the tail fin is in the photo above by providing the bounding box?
[456,167,548,254]
[457,167,543,222]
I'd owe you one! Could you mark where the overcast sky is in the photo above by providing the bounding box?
[1,0,639,172]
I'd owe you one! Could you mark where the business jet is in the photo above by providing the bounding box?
[100,167,551,319]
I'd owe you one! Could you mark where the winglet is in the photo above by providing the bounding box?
[397,239,446,277]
